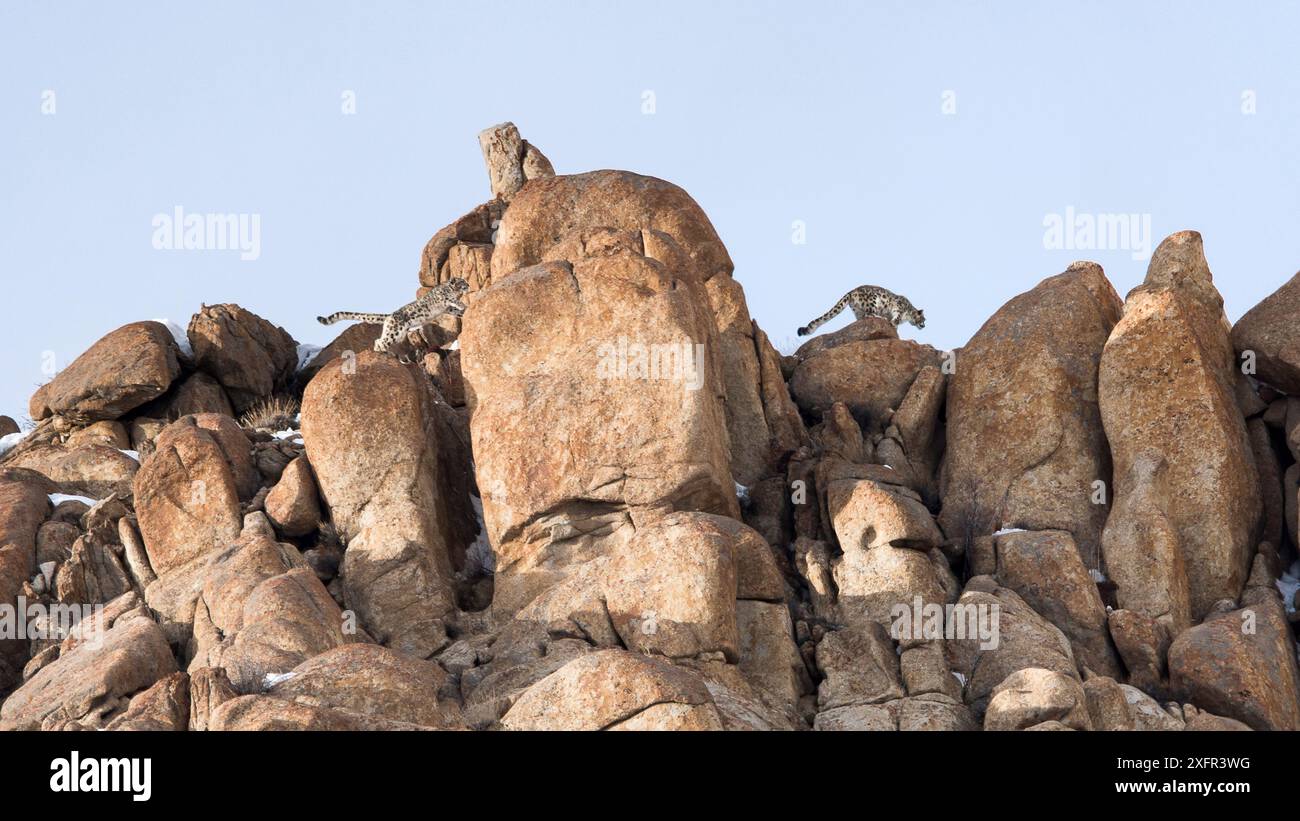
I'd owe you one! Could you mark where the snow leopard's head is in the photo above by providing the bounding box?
[908,307,926,329]
[443,278,470,316]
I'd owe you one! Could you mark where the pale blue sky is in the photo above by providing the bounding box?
[2,0,1298,420]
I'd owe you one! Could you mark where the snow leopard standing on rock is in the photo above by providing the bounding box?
[318,277,470,354]
[797,285,926,336]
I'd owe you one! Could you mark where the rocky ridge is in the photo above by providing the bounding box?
[0,123,1295,732]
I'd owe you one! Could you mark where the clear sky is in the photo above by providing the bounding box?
[2,0,1298,421]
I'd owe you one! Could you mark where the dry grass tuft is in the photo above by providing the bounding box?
[240,395,300,431]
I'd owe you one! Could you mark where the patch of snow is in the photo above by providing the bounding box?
[39,561,56,588]
[152,318,194,360]
[0,429,31,458]
[447,339,460,351]
[735,482,750,504]
[1088,568,1109,584]
[952,671,967,686]
[1277,561,1300,615]
[992,527,1027,536]
[297,343,323,372]
[463,494,495,576]
[272,429,304,445]
[49,493,97,507]
[119,449,140,461]
[262,671,297,689]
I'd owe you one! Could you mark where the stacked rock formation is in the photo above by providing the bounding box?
[0,123,1295,731]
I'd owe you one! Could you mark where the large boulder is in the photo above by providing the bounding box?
[134,371,234,421]
[1167,600,1300,731]
[1232,270,1300,394]
[133,417,246,634]
[601,511,740,662]
[297,324,382,388]
[500,649,724,731]
[187,516,346,692]
[0,613,176,730]
[460,251,737,613]
[828,478,942,552]
[302,351,458,658]
[264,455,321,538]
[490,170,734,282]
[418,200,507,292]
[0,471,53,689]
[193,563,346,694]
[993,530,1120,677]
[983,667,1092,731]
[265,643,462,729]
[946,580,1080,715]
[1099,231,1261,622]
[707,275,797,485]
[940,262,1122,563]
[790,337,943,431]
[208,694,429,731]
[6,443,138,498]
[29,322,182,423]
[188,303,298,413]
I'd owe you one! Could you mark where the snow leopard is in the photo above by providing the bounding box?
[797,285,925,336]
[318,278,470,354]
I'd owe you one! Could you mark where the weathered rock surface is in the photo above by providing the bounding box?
[29,322,182,423]
[1100,231,1260,622]
[501,649,724,731]
[993,530,1120,677]
[188,303,298,413]
[946,580,1079,714]
[264,455,321,538]
[984,667,1092,731]
[266,644,462,729]
[1232,270,1300,394]
[302,350,457,657]
[461,252,736,613]
[790,337,943,431]
[490,170,734,282]
[134,416,244,634]
[1167,600,1300,730]
[602,512,740,661]
[477,121,555,202]
[0,614,176,730]
[0,471,52,689]
[940,263,1121,562]
[7,443,138,498]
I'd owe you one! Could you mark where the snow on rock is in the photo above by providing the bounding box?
[992,527,1027,536]
[152,318,194,360]
[1277,561,1300,615]
[119,449,140,462]
[262,671,298,690]
[0,429,30,458]
[296,343,323,372]
[49,493,98,507]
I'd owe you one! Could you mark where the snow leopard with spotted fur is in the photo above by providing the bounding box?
[797,285,925,336]
[318,278,470,354]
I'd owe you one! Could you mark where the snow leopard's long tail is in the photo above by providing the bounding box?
[318,311,390,326]
[797,295,849,336]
